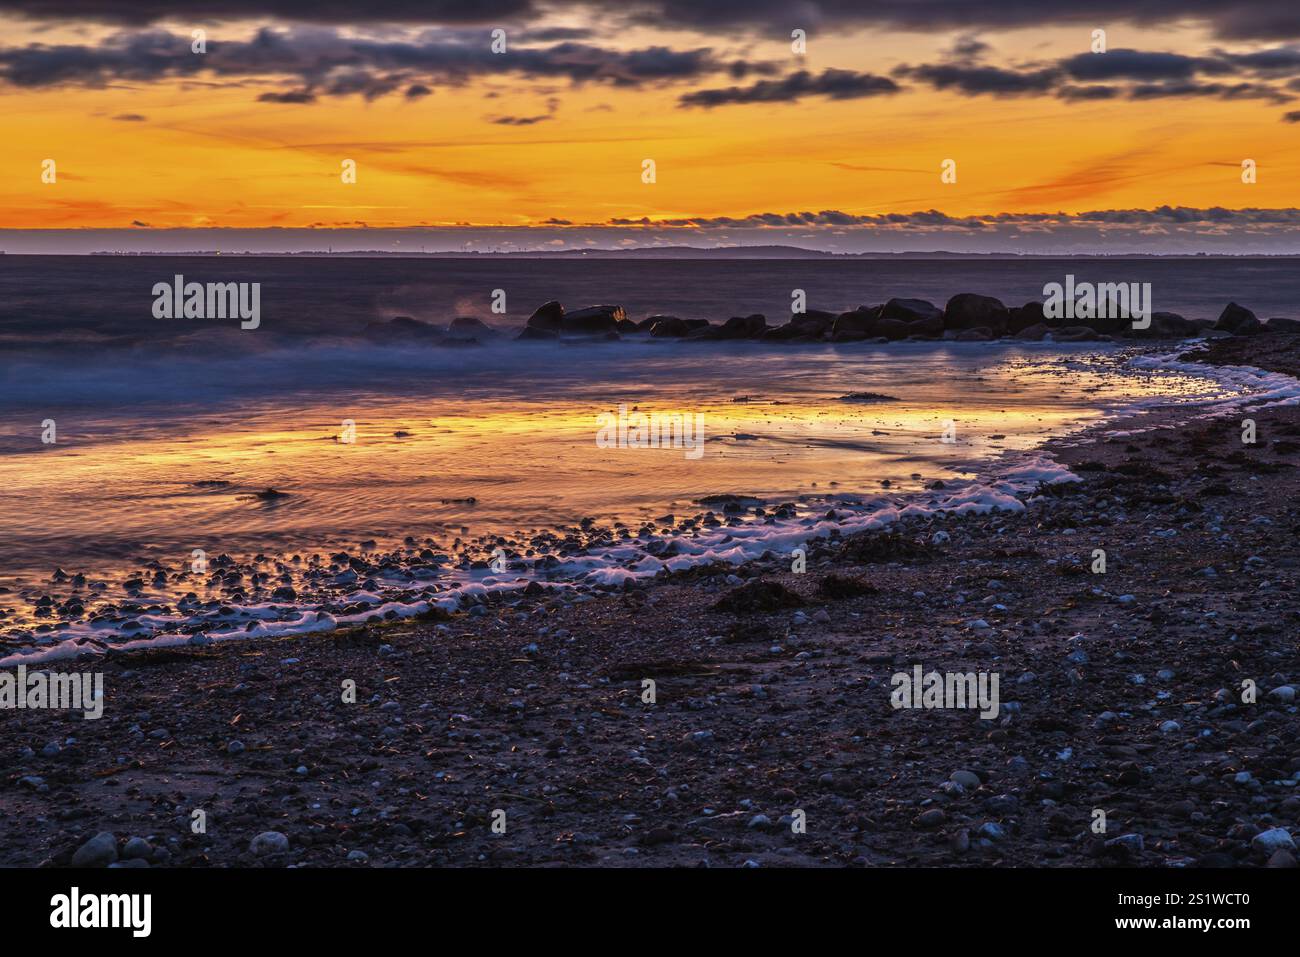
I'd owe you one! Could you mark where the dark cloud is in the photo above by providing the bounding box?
[257,88,315,102]
[491,113,551,124]
[893,62,1058,96]
[1126,80,1290,102]
[1059,49,1228,81]
[679,68,899,107]
[899,44,1300,104]
[3,1,1300,42]
[111,112,147,120]
[0,26,767,102]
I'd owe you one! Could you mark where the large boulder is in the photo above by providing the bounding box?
[1266,317,1300,333]
[650,316,691,337]
[615,318,639,334]
[1016,323,1051,341]
[1122,311,1200,339]
[561,304,625,335]
[907,313,944,338]
[445,316,497,340]
[874,318,911,341]
[944,293,1009,334]
[1008,301,1046,333]
[881,298,942,324]
[830,306,881,341]
[716,314,768,338]
[1215,302,1257,333]
[1053,326,1101,342]
[786,310,835,337]
[954,326,993,341]
[527,300,564,331]
[639,314,680,332]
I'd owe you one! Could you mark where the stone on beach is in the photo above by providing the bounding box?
[71,832,118,868]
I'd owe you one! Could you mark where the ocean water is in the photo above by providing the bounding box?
[0,255,1295,660]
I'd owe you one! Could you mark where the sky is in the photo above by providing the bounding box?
[1,1,1299,253]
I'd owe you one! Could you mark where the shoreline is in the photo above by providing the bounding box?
[2,336,1299,867]
[1,338,1280,663]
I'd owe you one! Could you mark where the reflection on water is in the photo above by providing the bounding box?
[0,341,1237,585]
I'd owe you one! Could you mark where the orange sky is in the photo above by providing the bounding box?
[1,14,1297,232]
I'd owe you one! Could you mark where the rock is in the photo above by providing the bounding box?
[1016,322,1051,341]
[944,293,1009,334]
[122,837,152,860]
[446,316,497,339]
[978,821,1007,841]
[1052,325,1100,342]
[950,770,981,789]
[347,849,370,862]
[561,304,625,335]
[71,832,118,868]
[227,739,246,754]
[1266,316,1300,333]
[881,298,942,324]
[1267,685,1296,703]
[762,320,819,341]
[1105,833,1144,853]
[787,311,835,337]
[1267,850,1297,868]
[954,327,993,341]
[1251,827,1296,853]
[526,300,564,331]
[1149,312,1199,339]
[713,580,805,614]
[914,808,946,828]
[873,317,911,341]
[747,814,772,830]
[249,831,290,856]
[649,316,691,338]
[1159,720,1181,733]
[700,314,767,339]
[1215,301,1257,333]
[1008,301,1046,333]
[830,306,881,341]
[907,313,944,338]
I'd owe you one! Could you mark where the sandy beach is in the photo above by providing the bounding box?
[4,334,1298,869]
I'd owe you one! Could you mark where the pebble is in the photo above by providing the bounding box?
[249,831,290,856]
[227,740,245,754]
[915,809,946,828]
[71,832,118,868]
[1158,720,1181,734]
[1267,685,1296,703]
[1251,828,1295,853]
[950,770,981,789]
[1105,833,1144,853]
